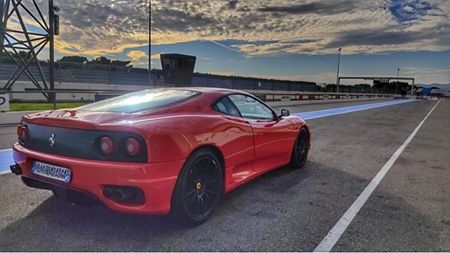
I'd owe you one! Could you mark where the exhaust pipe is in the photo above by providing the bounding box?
[102,188,113,198]
[10,164,22,175]
[102,185,144,204]
[112,188,137,201]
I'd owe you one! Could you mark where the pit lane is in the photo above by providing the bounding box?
[0,99,449,251]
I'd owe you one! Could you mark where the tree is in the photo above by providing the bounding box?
[390,81,410,90]
[56,55,133,68]
[372,80,385,89]
[354,83,371,88]
[111,59,131,67]
[60,55,88,63]
[1,50,30,60]
[92,56,111,65]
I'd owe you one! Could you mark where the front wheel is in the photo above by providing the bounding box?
[170,149,223,226]
[289,127,310,169]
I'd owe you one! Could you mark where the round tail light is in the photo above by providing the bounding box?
[100,136,114,155]
[17,125,28,141]
[125,138,141,157]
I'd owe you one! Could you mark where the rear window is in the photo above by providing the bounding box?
[77,89,200,113]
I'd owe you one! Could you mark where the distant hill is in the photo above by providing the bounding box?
[416,84,450,90]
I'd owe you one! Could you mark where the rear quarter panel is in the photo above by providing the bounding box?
[129,114,255,165]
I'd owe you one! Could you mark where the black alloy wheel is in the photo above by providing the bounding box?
[289,127,309,169]
[171,149,223,226]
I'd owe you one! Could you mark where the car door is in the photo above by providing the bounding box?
[228,94,296,172]
[211,96,255,184]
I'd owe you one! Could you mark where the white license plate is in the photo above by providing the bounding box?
[32,161,71,183]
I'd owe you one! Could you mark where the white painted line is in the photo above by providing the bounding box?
[0,170,11,175]
[0,148,12,153]
[313,100,441,252]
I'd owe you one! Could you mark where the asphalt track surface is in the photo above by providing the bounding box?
[0,99,449,251]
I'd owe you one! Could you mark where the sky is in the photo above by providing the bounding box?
[2,0,450,86]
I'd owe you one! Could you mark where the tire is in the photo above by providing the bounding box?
[171,149,223,226]
[289,127,310,169]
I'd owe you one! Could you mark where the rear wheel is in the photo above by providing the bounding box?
[171,149,223,226]
[289,127,309,169]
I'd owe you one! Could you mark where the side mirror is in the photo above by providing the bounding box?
[280,109,290,117]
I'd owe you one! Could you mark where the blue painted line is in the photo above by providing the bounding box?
[0,99,416,175]
[0,149,14,175]
[293,99,415,120]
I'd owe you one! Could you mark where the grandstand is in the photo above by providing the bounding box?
[0,62,318,92]
[66,66,150,86]
[0,62,150,85]
[0,63,62,82]
[0,61,391,101]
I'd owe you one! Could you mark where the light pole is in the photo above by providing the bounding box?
[336,48,341,93]
[149,1,151,85]
[396,68,400,94]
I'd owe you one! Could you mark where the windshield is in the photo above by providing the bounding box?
[77,89,199,113]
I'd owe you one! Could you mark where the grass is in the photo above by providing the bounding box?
[8,102,90,111]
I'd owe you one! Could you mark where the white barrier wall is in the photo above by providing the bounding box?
[0,94,9,111]
[2,81,151,102]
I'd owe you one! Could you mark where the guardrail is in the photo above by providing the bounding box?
[249,90,392,102]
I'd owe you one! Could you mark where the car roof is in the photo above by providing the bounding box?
[162,87,248,95]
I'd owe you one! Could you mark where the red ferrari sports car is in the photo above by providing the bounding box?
[10,87,310,225]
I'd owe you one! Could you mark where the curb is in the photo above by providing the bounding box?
[0,111,37,125]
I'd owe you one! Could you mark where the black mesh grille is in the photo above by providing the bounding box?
[20,122,147,163]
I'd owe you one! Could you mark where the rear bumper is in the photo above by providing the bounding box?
[12,142,185,215]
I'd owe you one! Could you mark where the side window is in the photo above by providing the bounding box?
[228,94,275,120]
[212,96,241,117]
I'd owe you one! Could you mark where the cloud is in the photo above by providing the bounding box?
[127,50,148,61]
[3,0,449,76]
[403,67,450,84]
[39,0,149,56]
[208,71,236,76]
[150,0,449,56]
[208,40,244,54]
[256,0,359,15]
[151,54,161,60]
[3,1,149,56]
